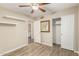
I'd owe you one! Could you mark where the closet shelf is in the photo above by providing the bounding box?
[3,15,26,22]
[0,22,16,26]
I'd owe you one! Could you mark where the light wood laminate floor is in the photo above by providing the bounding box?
[4,43,78,56]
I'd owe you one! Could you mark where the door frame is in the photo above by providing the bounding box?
[28,21,34,44]
[52,15,77,51]
[52,18,61,45]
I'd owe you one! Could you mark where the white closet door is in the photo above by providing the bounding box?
[61,14,74,50]
[34,20,41,43]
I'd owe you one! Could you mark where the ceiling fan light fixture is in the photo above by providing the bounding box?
[32,6,38,10]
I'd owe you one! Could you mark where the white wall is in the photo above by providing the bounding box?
[0,7,32,55]
[61,14,74,50]
[34,20,41,43]
[41,18,53,46]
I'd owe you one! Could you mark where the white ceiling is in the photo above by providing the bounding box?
[0,3,78,18]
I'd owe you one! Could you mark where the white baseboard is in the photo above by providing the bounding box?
[34,42,52,47]
[41,42,52,46]
[0,44,27,56]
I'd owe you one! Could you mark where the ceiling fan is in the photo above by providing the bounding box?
[18,3,50,14]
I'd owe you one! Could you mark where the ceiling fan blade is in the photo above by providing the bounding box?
[40,16,44,19]
[19,5,30,7]
[31,9,34,14]
[39,7,46,12]
[39,3,50,6]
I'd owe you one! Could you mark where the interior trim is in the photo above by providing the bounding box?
[0,44,27,56]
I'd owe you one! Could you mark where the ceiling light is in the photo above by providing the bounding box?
[32,3,38,10]
[32,6,38,10]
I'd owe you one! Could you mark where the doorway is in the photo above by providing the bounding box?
[28,23,34,44]
[52,14,75,51]
[53,18,61,47]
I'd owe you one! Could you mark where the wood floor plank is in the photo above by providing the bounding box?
[3,43,78,56]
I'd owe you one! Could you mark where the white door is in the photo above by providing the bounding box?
[61,14,74,50]
[34,20,41,43]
